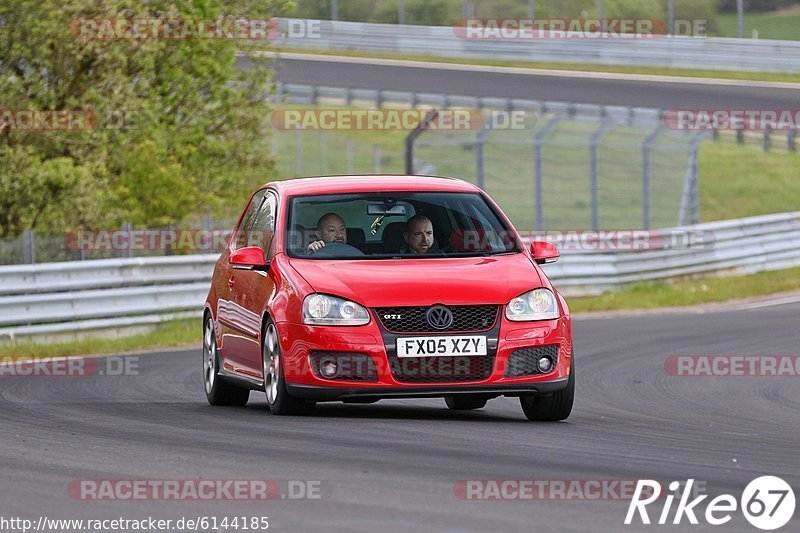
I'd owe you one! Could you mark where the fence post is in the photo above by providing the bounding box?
[475,123,493,190]
[23,230,35,264]
[295,129,303,175]
[642,125,664,231]
[405,110,439,174]
[533,116,563,232]
[320,131,328,174]
[589,120,613,230]
[121,223,132,258]
[345,138,354,173]
[373,145,382,173]
[690,133,704,225]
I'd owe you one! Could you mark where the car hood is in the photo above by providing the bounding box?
[288,254,543,307]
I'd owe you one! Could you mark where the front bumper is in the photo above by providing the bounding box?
[287,379,569,401]
[276,313,572,400]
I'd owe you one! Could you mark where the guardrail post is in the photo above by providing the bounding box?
[310,85,318,105]
[533,116,563,232]
[344,87,352,107]
[23,230,35,264]
[375,89,384,109]
[789,130,796,152]
[590,120,614,230]
[763,129,770,152]
[736,130,744,144]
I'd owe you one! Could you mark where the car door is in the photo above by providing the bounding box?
[230,190,279,377]
[218,189,268,373]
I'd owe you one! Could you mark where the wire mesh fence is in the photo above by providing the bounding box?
[410,110,702,231]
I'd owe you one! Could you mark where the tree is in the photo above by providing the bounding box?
[0,0,293,237]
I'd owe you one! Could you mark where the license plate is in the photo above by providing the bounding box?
[396,336,487,358]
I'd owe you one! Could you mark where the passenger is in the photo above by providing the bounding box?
[400,215,440,254]
[308,213,347,253]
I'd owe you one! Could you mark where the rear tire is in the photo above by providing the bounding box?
[203,316,250,406]
[520,358,574,421]
[444,396,487,410]
[263,320,315,415]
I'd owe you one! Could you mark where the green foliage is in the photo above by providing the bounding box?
[0,0,292,238]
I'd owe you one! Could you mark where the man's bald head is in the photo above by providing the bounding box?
[316,213,347,244]
[404,215,434,254]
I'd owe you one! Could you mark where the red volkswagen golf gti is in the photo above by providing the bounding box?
[203,175,574,420]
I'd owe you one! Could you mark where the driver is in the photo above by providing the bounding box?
[400,215,440,254]
[307,213,347,253]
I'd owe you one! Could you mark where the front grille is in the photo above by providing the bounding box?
[389,354,494,383]
[505,345,559,377]
[309,351,378,382]
[376,305,498,333]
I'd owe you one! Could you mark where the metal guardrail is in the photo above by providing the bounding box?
[2,213,800,342]
[273,18,800,73]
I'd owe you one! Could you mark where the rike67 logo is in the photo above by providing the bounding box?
[626,477,795,530]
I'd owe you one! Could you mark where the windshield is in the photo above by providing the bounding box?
[285,191,521,260]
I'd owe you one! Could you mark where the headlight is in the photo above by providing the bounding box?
[302,294,370,326]
[505,288,559,321]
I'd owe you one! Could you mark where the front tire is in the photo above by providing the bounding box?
[203,316,250,406]
[262,320,315,415]
[520,358,574,421]
[444,396,487,410]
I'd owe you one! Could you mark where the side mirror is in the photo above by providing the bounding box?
[230,246,270,271]
[530,241,559,265]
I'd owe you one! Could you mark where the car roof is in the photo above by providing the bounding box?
[263,175,482,196]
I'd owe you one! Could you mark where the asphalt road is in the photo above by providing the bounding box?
[254,55,800,109]
[1,302,798,533]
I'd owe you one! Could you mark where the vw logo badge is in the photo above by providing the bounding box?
[426,305,454,330]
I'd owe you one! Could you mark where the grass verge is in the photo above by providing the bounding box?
[272,47,800,84]
[0,318,199,358]
[568,267,800,313]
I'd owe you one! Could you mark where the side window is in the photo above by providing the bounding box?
[234,190,267,250]
[249,192,277,253]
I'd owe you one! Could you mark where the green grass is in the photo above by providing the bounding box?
[717,9,800,41]
[272,46,800,84]
[699,140,800,222]
[0,318,199,358]
[568,266,800,313]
